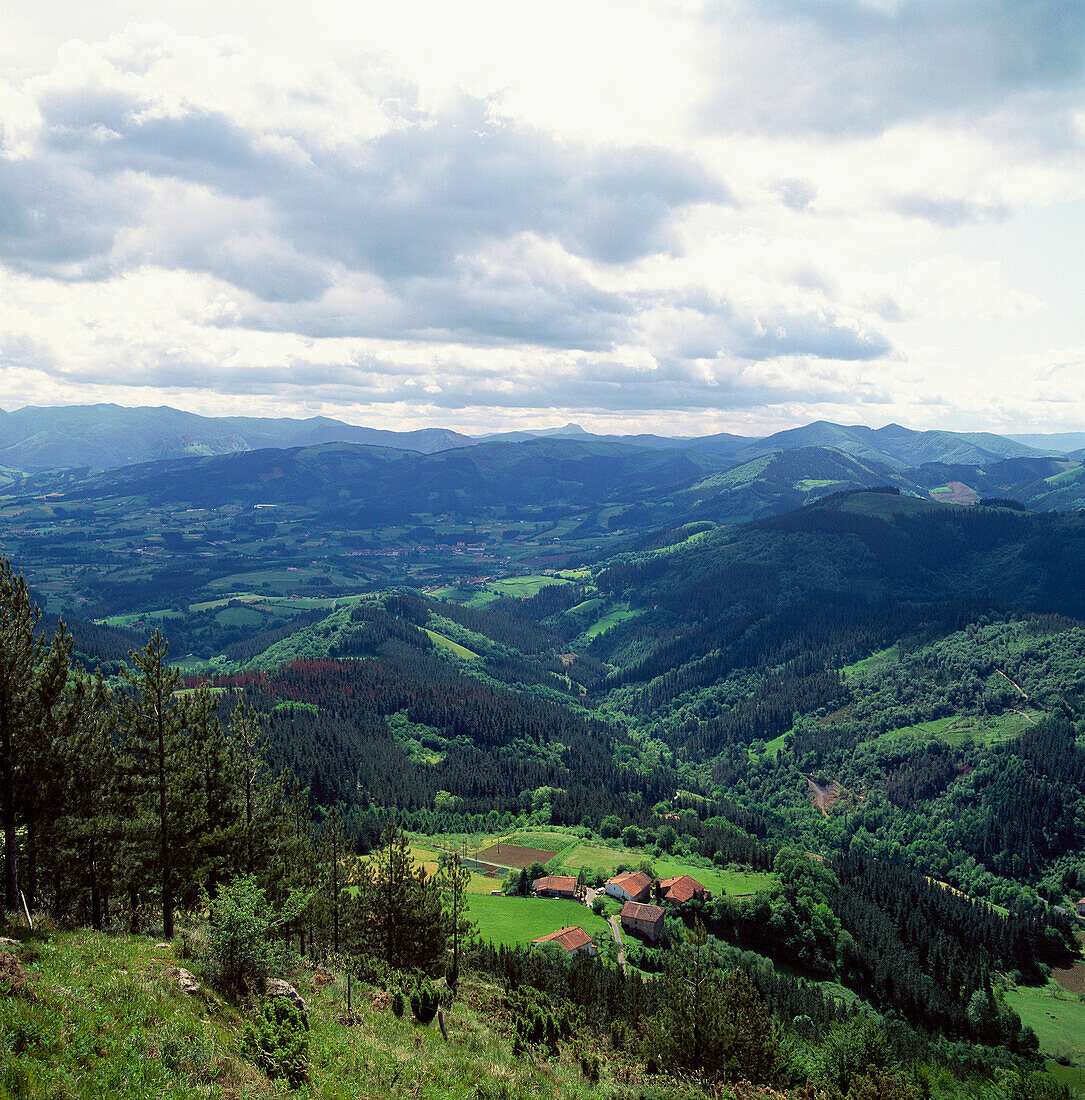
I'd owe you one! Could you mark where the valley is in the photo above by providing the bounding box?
[1,411,1084,1098]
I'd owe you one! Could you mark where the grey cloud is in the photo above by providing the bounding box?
[730,310,892,362]
[701,1,1085,140]
[889,193,1009,228]
[774,178,817,211]
[0,156,138,274]
[34,86,730,283]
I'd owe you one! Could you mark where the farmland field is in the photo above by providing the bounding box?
[469,895,611,948]
[473,843,558,869]
[1005,981,1085,1066]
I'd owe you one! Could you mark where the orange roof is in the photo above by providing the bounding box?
[534,875,577,894]
[533,926,593,952]
[608,871,651,895]
[621,900,664,923]
[659,875,705,903]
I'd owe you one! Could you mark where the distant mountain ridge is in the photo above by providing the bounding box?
[0,404,474,471]
[0,402,1072,474]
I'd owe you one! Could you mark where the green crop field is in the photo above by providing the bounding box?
[469,895,611,948]
[1005,982,1085,1066]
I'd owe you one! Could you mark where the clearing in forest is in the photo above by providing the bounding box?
[806,776,840,815]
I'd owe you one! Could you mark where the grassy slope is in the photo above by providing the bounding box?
[1004,981,1085,1066]
[0,928,634,1100]
[469,895,612,948]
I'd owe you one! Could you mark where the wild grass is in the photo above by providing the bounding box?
[0,926,638,1099]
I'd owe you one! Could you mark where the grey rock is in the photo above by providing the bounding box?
[163,967,200,994]
[266,978,308,1014]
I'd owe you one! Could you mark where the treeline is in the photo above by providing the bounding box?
[0,558,304,934]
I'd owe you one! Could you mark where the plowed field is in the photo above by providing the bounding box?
[473,843,556,868]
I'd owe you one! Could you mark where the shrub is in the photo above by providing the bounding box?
[242,998,309,1088]
[410,977,440,1025]
[203,876,290,994]
[391,990,406,1017]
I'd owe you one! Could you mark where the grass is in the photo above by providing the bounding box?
[1004,980,1085,1066]
[423,629,480,661]
[877,710,1037,747]
[0,926,635,1099]
[557,844,778,897]
[840,646,899,678]
[583,605,641,640]
[469,895,611,949]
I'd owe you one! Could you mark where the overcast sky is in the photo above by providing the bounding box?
[1,1,1083,436]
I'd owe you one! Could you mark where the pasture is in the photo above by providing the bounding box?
[1005,981,1085,1067]
[469,894,610,949]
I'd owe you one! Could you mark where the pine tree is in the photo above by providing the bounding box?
[348,823,446,975]
[116,630,220,937]
[0,557,72,914]
[437,851,476,994]
[53,671,118,929]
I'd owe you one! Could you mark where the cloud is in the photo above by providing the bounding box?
[700,1,1085,142]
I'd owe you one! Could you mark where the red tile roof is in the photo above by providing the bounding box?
[533,875,577,894]
[659,874,706,903]
[620,900,665,923]
[532,926,594,952]
[608,871,652,897]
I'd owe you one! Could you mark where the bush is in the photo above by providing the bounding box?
[391,989,406,1017]
[410,977,440,1024]
[203,876,290,994]
[242,998,309,1088]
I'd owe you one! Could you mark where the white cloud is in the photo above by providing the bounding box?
[0,5,1082,434]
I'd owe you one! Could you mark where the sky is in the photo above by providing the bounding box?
[1,1,1083,437]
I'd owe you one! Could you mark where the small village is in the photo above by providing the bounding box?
[529,869,711,963]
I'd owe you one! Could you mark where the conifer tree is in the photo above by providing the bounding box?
[437,850,476,994]
[348,823,446,975]
[116,630,220,937]
[53,671,118,928]
[0,557,72,914]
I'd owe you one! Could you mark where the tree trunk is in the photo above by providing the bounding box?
[26,819,36,912]
[1,702,17,913]
[89,845,102,931]
[157,681,174,939]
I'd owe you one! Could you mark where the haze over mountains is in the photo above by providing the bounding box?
[0,403,1075,474]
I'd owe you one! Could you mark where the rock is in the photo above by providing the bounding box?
[0,938,19,948]
[154,943,172,950]
[163,967,200,995]
[266,978,308,1015]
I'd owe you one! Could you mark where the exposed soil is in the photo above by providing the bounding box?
[931,481,980,504]
[1051,962,1085,996]
[472,843,558,869]
[805,776,841,816]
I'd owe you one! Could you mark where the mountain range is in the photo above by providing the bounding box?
[0,403,1075,474]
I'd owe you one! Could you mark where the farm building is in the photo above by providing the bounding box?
[532,875,579,899]
[658,874,710,904]
[620,900,665,943]
[604,870,652,903]
[532,926,597,957]
[1077,896,1085,918]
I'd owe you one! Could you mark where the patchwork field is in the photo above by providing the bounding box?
[468,894,611,949]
